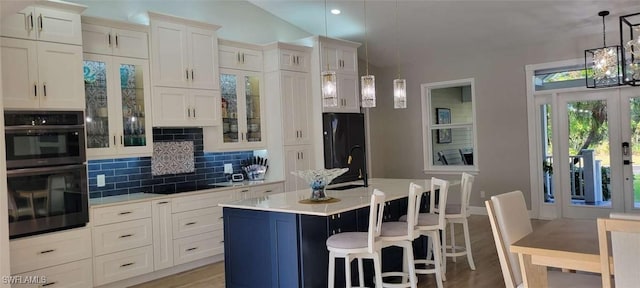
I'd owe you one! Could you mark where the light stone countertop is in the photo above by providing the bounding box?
[219,178,440,216]
[89,179,284,208]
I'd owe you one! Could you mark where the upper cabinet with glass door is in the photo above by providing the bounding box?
[84,55,152,158]
[219,69,265,149]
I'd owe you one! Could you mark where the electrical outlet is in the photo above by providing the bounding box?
[97,174,106,187]
[224,163,233,174]
[480,190,486,198]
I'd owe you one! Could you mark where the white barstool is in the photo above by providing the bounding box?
[378,183,422,288]
[441,172,476,271]
[399,178,449,288]
[327,189,386,288]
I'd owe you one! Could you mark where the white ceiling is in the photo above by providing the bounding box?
[249,0,640,67]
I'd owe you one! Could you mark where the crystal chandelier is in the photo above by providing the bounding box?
[584,11,622,88]
[621,12,640,86]
[321,0,338,107]
[393,0,406,109]
[360,0,376,108]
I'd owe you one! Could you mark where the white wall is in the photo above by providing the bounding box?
[68,0,311,44]
[368,32,607,210]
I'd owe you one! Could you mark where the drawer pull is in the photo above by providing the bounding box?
[119,234,134,238]
[264,190,273,193]
[158,201,169,204]
[241,189,249,193]
[120,262,135,268]
[39,249,55,254]
[185,222,197,226]
[118,211,132,215]
[186,247,198,252]
[220,240,224,244]
[41,282,57,287]
[219,216,223,220]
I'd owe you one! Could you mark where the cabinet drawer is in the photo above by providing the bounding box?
[92,218,153,256]
[10,228,92,274]
[172,190,235,213]
[92,201,151,226]
[251,183,284,197]
[93,245,154,286]
[13,258,93,288]
[172,207,221,239]
[173,231,223,265]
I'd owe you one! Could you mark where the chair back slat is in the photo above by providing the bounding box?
[368,189,386,253]
[485,190,532,288]
[460,173,475,216]
[598,213,640,288]
[407,182,424,238]
[430,178,449,230]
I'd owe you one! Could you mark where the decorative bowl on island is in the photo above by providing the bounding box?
[291,168,349,201]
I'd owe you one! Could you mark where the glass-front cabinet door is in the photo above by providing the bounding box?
[84,54,152,158]
[219,69,264,148]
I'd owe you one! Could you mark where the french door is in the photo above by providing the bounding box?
[540,87,640,219]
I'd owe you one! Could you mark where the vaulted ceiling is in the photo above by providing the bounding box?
[250,0,640,67]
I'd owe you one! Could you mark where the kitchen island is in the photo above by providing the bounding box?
[220,178,435,288]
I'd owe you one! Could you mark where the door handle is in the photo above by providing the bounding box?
[43,83,47,96]
[115,34,119,47]
[28,14,34,32]
[186,69,189,80]
[34,82,37,97]
[38,14,43,32]
[108,33,112,46]
[191,69,194,80]
[188,108,191,117]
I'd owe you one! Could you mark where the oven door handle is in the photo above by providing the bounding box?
[7,164,86,176]
[4,124,85,131]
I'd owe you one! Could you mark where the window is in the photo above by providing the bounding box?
[421,78,477,173]
[534,64,587,91]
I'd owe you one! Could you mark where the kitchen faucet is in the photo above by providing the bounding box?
[347,145,368,187]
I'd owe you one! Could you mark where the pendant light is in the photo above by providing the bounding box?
[322,0,338,107]
[620,12,640,86]
[584,11,622,88]
[393,0,406,109]
[360,0,376,108]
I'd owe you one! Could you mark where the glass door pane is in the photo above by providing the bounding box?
[119,63,147,147]
[221,73,239,143]
[84,59,110,149]
[245,75,261,143]
[541,103,554,203]
[627,96,640,208]
[565,99,611,208]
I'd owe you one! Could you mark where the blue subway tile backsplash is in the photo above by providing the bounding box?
[88,128,254,199]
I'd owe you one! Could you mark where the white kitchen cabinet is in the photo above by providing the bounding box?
[10,227,92,275]
[219,68,265,149]
[93,245,154,286]
[1,37,84,110]
[149,12,220,90]
[152,199,174,271]
[173,231,222,266]
[92,218,153,256]
[84,54,153,159]
[322,72,360,113]
[1,2,85,46]
[279,49,310,72]
[320,41,358,74]
[219,40,263,71]
[281,70,312,145]
[81,18,149,59]
[152,87,220,127]
[284,145,314,192]
[14,258,93,288]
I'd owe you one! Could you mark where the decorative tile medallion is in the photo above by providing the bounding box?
[152,141,194,176]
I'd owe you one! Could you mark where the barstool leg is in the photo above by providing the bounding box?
[432,232,445,288]
[404,242,417,288]
[328,251,336,288]
[463,220,476,270]
[372,252,383,288]
[345,255,352,288]
[450,222,457,262]
[357,258,364,287]
[402,246,408,284]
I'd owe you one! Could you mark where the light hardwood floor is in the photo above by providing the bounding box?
[132,215,548,288]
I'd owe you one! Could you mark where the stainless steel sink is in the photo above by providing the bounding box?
[327,184,365,191]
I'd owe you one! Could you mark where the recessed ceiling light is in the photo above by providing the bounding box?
[331,9,341,15]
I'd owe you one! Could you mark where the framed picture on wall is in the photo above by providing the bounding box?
[436,108,452,143]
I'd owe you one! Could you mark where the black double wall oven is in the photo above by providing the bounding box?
[5,111,89,239]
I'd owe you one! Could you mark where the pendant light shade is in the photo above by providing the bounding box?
[393,78,407,109]
[322,71,338,107]
[620,12,640,86]
[361,75,376,108]
[585,11,622,88]
[321,0,338,107]
[360,0,375,108]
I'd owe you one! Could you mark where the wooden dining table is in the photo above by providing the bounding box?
[510,218,601,288]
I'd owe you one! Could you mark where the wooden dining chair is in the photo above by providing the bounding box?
[485,191,600,288]
[597,213,640,288]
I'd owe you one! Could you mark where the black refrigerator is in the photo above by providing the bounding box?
[322,112,367,185]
